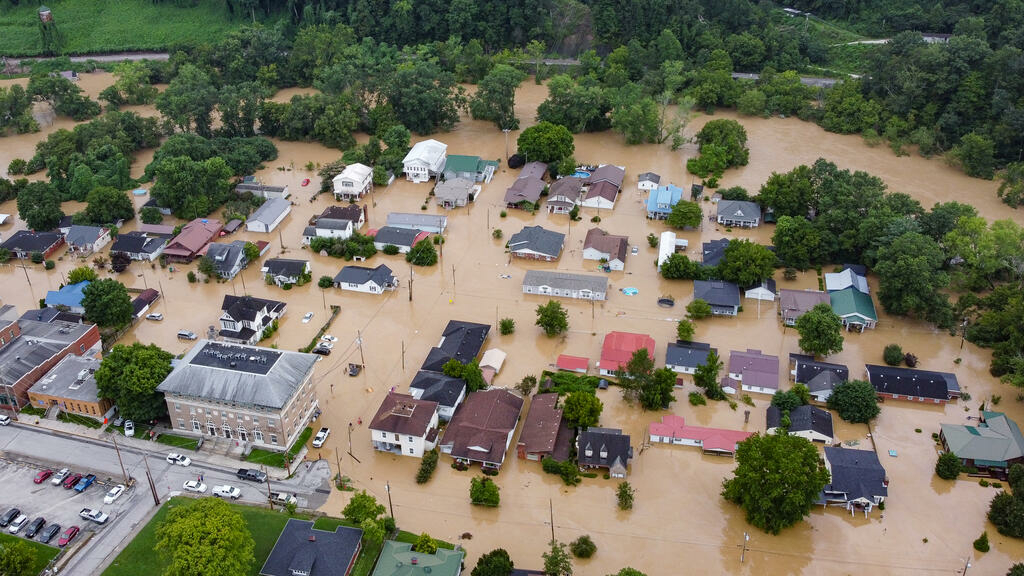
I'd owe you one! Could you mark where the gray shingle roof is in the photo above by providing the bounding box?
[790,354,849,392]
[333,264,395,287]
[823,447,888,502]
[702,238,729,266]
[865,364,959,400]
[638,172,660,184]
[157,341,316,409]
[373,226,421,247]
[386,213,447,231]
[577,427,632,470]
[248,197,291,225]
[508,225,564,258]
[717,200,761,222]
[65,225,105,246]
[665,341,715,369]
[693,280,741,307]
[259,518,362,576]
[522,270,607,294]
[409,371,466,409]
[262,258,308,278]
[940,411,1024,464]
[767,405,833,438]
[1,230,63,253]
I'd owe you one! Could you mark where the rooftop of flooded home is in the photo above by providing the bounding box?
[1,71,1023,575]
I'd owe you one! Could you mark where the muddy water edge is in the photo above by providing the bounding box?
[0,72,1022,575]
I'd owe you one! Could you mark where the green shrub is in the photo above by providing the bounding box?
[973,531,989,552]
[383,244,400,255]
[499,317,515,335]
[883,344,904,366]
[570,535,596,558]
[617,481,635,510]
[318,275,333,288]
[44,260,55,270]
[993,482,1002,488]
[591,215,601,223]
[647,233,658,248]
[688,392,706,406]
[416,449,439,484]
[470,476,500,506]
[936,452,962,480]
[187,271,197,283]
[7,158,27,174]
[980,479,990,487]
[500,210,507,218]
[30,251,43,264]
[492,229,503,239]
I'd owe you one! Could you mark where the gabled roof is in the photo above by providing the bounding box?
[136,223,176,236]
[728,349,779,390]
[940,411,1024,464]
[434,178,475,202]
[409,371,466,409]
[585,180,619,203]
[372,226,423,248]
[166,219,222,254]
[825,268,870,293]
[442,389,523,465]
[333,264,395,287]
[646,184,683,214]
[830,287,877,321]
[522,270,608,294]
[262,258,308,278]
[420,320,490,372]
[504,176,546,205]
[789,353,849,391]
[583,165,625,188]
[767,404,833,438]
[110,232,166,256]
[600,331,655,373]
[444,154,490,174]
[779,289,830,318]
[371,540,463,576]
[317,205,365,223]
[702,238,729,266]
[584,228,628,262]
[313,218,353,232]
[665,340,715,369]
[578,427,632,469]
[508,226,564,258]
[221,295,285,322]
[549,176,583,199]
[205,241,246,275]
[716,200,761,222]
[45,281,90,309]
[236,181,287,196]
[65,225,106,246]
[369,392,438,436]
[865,364,959,400]
[0,230,63,253]
[823,447,888,501]
[480,348,506,372]
[638,172,661,184]
[648,414,751,453]
[260,518,362,576]
[519,161,549,180]
[402,139,447,166]
[385,213,447,231]
[336,162,372,183]
[518,393,572,460]
[556,354,588,372]
[693,280,741,308]
[248,197,291,225]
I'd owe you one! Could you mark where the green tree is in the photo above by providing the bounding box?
[677,319,695,341]
[874,232,950,322]
[1009,563,1024,576]
[737,89,767,116]
[198,256,217,279]
[757,165,814,218]
[535,300,569,336]
[686,299,713,320]
[27,74,100,121]
[718,240,776,287]
[610,88,660,144]
[883,344,904,366]
[640,368,677,410]
[616,481,635,510]
[998,163,1024,207]
[140,206,163,224]
[412,533,438,554]
[16,181,64,231]
[470,64,527,130]
[666,200,702,229]
[151,156,234,219]
[318,276,334,289]
[795,303,844,357]
[359,517,386,547]
[155,497,255,576]
[517,121,575,163]
[772,216,821,270]
[243,242,261,263]
[79,186,135,225]
[953,132,996,179]
[935,452,963,480]
[406,240,438,266]
[660,254,706,280]
[973,531,990,552]
[515,375,538,397]
[542,540,573,576]
[383,60,463,134]
[499,318,515,335]
[218,82,267,138]
[722,433,831,534]
[607,569,647,576]
[95,343,173,421]
[536,74,606,133]
[67,266,98,284]
[472,549,514,576]
[343,490,386,524]
[0,539,36,576]
[770,389,806,414]
[615,348,654,405]
[82,278,133,328]
[156,64,218,137]
[562,391,603,428]
[110,61,158,105]
[569,535,596,558]
[470,477,500,507]
[827,380,880,423]
[694,119,749,168]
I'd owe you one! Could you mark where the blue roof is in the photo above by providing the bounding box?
[647,184,683,215]
[45,281,90,308]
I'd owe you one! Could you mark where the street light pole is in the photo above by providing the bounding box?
[385,481,395,520]
[502,129,511,163]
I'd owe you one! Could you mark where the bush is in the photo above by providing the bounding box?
[542,456,581,486]
[499,317,515,335]
[784,267,798,280]
[187,271,197,283]
[688,391,707,406]
[416,449,439,484]
[413,533,438,554]
[617,481,635,510]
[470,476,500,507]
[980,479,990,487]
[935,452,962,480]
[973,531,989,552]
[7,158,27,175]
[318,276,333,289]
[499,210,507,218]
[44,260,55,270]
[492,229,503,239]
[591,215,601,223]
[646,233,658,248]
[570,535,597,558]
[383,244,400,255]
[686,299,712,320]
[30,251,43,264]
[883,344,904,366]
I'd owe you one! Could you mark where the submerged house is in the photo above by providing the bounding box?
[440,389,523,470]
[516,392,572,462]
[767,404,834,443]
[402,139,447,183]
[645,184,683,220]
[442,154,497,183]
[332,163,373,201]
[692,280,741,316]
[724,349,779,395]
[598,331,655,377]
[665,341,716,376]
[546,177,583,214]
[939,411,1024,475]
[245,198,291,234]
[261,258,311,288]
[577,427,632,477]
[507,225,564,261]
[522,270,608,301]
[218,295,286,346]
[790,354,849,402]
[819,447,888,516]
[648,414,751,456]
[434,177,479,209]
[163,219,222,262]
[716,200,761,228]
[583,228,628,270]
[369,392,439,458]
[779,289,831,326]
[864,364,961,404]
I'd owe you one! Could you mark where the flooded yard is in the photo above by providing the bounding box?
[1,73,1023,574]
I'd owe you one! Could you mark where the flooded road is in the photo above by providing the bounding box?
[2,76,1023,574]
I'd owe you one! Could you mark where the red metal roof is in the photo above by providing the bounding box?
[556,354,588,372]
[600,331,655,373]
[648,414,752,453]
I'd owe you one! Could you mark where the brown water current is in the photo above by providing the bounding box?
[1,73,1023,575]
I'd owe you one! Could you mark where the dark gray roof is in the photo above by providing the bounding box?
[665,341,715,369]
[263,258,308,278]
[110,232,166,255]
[865,364,959,400]
[702,238,729,266]
[157,341,317,409]
[259,518,362,576]
[420,320,490,372]
[693,280,741,307]
[577,427,632,470]
[767,405,833,438]
[333,264,394,287]
[638,172,660,183]
[790,354,849,392]
[409,370,466,409]
[206,241,246,275]
[314,218,352,231]
[221,295,285,323]
[65,225,105,246]
[508,225,564,258]
[1,230,63,253]
[717,200,761,222]
[0,316,96,387]
[823,447,887,501]
[373,226,420,248]
[745,278,777,294]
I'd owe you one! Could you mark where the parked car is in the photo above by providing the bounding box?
[269,492,297,506]
[74,474,97,492]
[124,420,135,437]
[0,414,10,426]
[318,341,334,349]
[212,485,241,499]
[631,245,639,255]
[302,312,313,323]
[0,508,20,527]
[39,524,61,544]
[79,508,108,524]
[25,517,45,538]
[166,453,191,467]
[58,525,80,547]
[112,415,124,427]
[51,468,69,485]
[63,473,83,489]
[348,363,362,377]
[236,468,267,483]
[183,480,207,493]
[8,514,28,534]
[177,329,197,340]
[320,334,337,342]
[312,427,330,448]
[145,313,163,321]
[311,346,330,356]
[103,485,125,504]
[33,469,53,484]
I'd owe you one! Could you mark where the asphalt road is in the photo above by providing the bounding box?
[0,424,332,575]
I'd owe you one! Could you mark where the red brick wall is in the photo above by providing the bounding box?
[8,324,100,406]
[0,322,22,351]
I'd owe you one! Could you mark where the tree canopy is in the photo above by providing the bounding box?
[82,279,134,328]
[795,303,845,357]
[535,300,569,336]
[517,121,575,164]
[562,391,603,428]
[95,343,173,421]
[472,549,514,576]
[470,64,527,130]
[16,181,64,231]
[826,380,880,423]
[155,497,255,576]
[718,240,776,287]
[666,200,702,229]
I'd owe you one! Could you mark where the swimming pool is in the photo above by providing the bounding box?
[573,170,591,178]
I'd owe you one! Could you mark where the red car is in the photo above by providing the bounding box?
[58,525,79,547]
[62,473,83,490]
[33,469,53,484]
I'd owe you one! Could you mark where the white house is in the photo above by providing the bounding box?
[246,198,291,233]
[235,182,290,200]
[402,139,447,183]
[637,172,661,191]
[657,231,688,270]
[583,228,627,271]
[333,264,397,294]
[261,258,310,287]
[218,295,286,346]
[109,232,167,261]
[744,279,777,302]
[522,270,608,301]
[665,341,716,376]
[371,226,427,253]
[65,225,111,256]
[302,218,353,245]
[369,393,440,458]
[332,163,373,201]
[386,213,448,234]
[409,371,466,422]
[766,405,834,443]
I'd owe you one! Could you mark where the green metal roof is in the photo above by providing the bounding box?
[371,540,464,576]
[445,154,485,174]
[941,412,1024,464]
[829,287,878,321]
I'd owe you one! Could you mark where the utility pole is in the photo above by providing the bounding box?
[960,317,968,350]
[356,330,366,367]
[740,532,749,563]
[112,435,129,485]
[265,466,274,510]
[278,226,285,251]
[502,128,511,162]
[408,265,413,302]
[158,279,167,306]
[549,499,555,542]
[239,270,247,294]
[137,273,148,289]
[962,558,971,576]
[401,340,405,370]
[142,454,159,506]
[321,287,326,310]
[385,481,395,520]
[335,446,342,485]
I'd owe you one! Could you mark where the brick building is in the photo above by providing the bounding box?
[28,355,113,419]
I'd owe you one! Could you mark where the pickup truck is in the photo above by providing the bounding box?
[73,474,96,493]
[212,485,241,499]
[79,508,109,524]
[269,492,297,506]
[236,468,267,483]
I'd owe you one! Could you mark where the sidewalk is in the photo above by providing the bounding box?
[13,415,294,480]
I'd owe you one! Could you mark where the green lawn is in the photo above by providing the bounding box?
[0,0,273,57]
[0,533,59,574]
[57,412,103,428]
[394,530,456,550]
[154,432,200,451]
[20,405,46,417]
[244,426,312,468]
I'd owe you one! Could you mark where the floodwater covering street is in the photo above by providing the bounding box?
[1,71,1023,574]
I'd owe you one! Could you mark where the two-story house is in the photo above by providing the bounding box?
[369,392,439,458]
[218,295,286,346]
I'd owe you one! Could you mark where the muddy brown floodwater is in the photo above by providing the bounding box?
[2,72,1023,575]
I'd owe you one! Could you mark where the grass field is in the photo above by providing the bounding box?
[0,0,266,57]
[0,532,60,574]
[245,426,312,468]
[154,432,200,451]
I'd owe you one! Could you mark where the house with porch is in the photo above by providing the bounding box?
[940,411,1024,475]
[332,163,373,201]
[218,295,286,346]
[716,200,761,228]
[645,184,684,220]
[303,218,354,245]
[648,414,751,456]
[767,404,834,443]
[790,354,849,402]
[65,225,110,256]
[109,231,167,261]
[261,258,310,287]
[440,388,523,470]
[522,270,607,301]
[665,341,716,376]
[830,287,877,330]
[779,289,830,326]
[369,392,439,458]
[369,226,429,253]
[826,267,869,293]
[638,172,661,191]
[546,177,583,214]
[409,371,466,421]
[598,331,655,377]
[0,230,64,260]
[507,225,564,261]
[693,280,741,316]
[163,218,222,262]
[402,139,447,183]
[504,177,546,210]
[864,364,961,404]
[724,349,779,395]
[578,427,632,477]
[516,393,572,461]
[442,154,498,183]
[820,447,888,516]
[333,264,397,294]
[583,228,628,270]
[434,177,478,209]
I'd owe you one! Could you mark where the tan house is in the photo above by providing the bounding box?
[28,355,112,419]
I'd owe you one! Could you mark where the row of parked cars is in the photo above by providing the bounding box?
[36,468,98,492]
[1,507,80,547]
